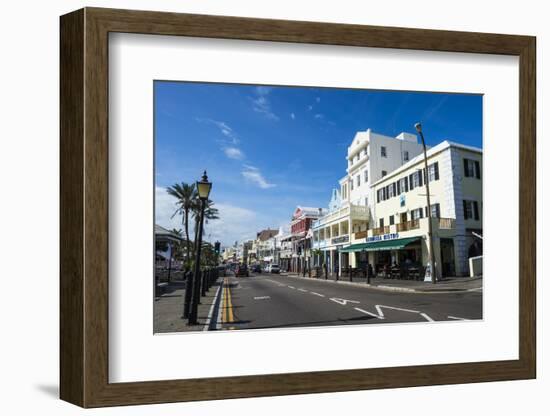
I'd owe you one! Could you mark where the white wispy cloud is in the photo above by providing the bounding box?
[290,113,296,120]
[224,147,245,160]
[316,97,321,103]
[307,105,313,111]
[314,113,324,120]
[250,87,279,120]
[241,165,276,189]
[195,118,239,144]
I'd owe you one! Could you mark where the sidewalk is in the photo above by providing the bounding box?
[280,272,482,293]
[154,279,223,333]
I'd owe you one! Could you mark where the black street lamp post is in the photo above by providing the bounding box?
[188,171,212,325]
[415,123,437,284]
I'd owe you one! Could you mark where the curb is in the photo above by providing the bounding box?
[279,273,481,294]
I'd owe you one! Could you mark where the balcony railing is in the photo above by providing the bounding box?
[354,230,368,239]
[438,217,455,229]
[396,220,420,232]
[371,226,390,236]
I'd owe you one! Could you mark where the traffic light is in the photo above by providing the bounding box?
[214,241,221,255]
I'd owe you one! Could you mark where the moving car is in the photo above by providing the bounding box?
[268,264,280,274]
[235,264,249,277]
[251,264,262,273]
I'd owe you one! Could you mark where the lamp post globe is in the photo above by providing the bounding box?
[196,170,212,200]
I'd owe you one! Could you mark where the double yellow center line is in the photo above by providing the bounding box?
[221,277,235,328]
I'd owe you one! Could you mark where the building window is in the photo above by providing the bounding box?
[464,158,481,179]
[364,197,368,206]
[356,154,360,163]
[399,177,408,193]
[428,162,440,182]
[413,170,422,187]
[463,200,479,220]
[381,170,387,177]
[363,147,368,157]
[381,146,387,157]
[403,150,409,161]
[356,175,361,187]
[350,180,354,191]
[364,170,368,182]
[430,203,441,218]
[379,218,384,228]
[389,215,395,225]
[387,184,394,198]
[411,208,424,220]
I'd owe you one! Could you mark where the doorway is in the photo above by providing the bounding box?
[440,238,456,277]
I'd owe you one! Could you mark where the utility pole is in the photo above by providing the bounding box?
[415,123,437,284]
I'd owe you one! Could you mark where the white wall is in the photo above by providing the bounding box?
[0,1,546,415]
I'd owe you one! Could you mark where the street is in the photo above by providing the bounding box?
[217,272,482,330]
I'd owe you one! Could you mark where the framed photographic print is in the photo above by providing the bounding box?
[60,7,536,408]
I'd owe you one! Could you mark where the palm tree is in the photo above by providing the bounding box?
[192,199,220,260]
[166,183,196,268]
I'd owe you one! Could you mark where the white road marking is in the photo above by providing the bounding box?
[254,296,271,300]
[354,304,433,322]
[420,313,434,322]
[288,285,296,289]
[310,292,325,297]
[330,297,360,306]
[297,288,308,292]
[447,315,471,320]
[354,307,384,320]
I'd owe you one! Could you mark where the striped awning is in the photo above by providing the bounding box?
[340,237,421,253]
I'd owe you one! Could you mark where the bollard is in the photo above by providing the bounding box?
[183,271,193,319]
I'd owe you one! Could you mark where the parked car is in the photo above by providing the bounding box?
[251,264,262,273]
[268,264,280,274]
[235,264,249,277]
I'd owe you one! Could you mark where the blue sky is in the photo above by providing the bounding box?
[154,81,482,247]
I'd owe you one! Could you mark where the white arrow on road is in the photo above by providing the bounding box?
[354,305,434,322]
[330,297,360,306]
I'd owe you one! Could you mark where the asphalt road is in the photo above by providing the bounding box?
[218,272,482,330]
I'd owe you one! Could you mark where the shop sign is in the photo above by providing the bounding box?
[332,235,349,245]
[366,233,400,242]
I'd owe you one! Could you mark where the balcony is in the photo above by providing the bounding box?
[396,220,420,232]
[354,230,368,239]
[438,217,455,229]
[372,226,390,236]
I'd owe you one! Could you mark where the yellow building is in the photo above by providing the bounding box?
[341,141,482,278]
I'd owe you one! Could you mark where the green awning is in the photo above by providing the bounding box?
[340,236,421,253]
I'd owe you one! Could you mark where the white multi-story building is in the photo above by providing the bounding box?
[341,140,482,278]
[312,129,425,276]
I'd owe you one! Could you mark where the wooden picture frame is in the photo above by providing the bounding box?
[60,7,536,408]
